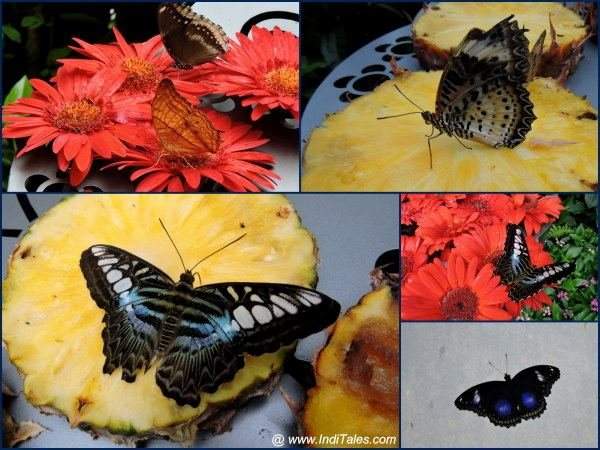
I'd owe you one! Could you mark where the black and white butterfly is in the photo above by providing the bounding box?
[380,15,544,168]
[495,223,574,301]
[455,364,560,428]
[158,3,228,69]
[80,232,340,407]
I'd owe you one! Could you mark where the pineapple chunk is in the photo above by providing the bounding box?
[413,2,589,82]
[302,71,597,191]
[3,194,318,442]
[302,286,398,448]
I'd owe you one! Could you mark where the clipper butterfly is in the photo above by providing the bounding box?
[495,223,574,301]
[80,224,340,407]
[455,364,560,428]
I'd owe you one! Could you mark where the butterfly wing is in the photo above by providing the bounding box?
[511,365,560,396]
[215,283,341,355]
[495,223,532,284]
[455,76,535,148]
[443,15,530,87]
[435,16,536,148]
[455,380,522,426]
[154,282,340,406]
[152,79,221,157]
[504,365,560,423]
[80,245,176,381]
[158,3,228,68]
[507,261,574,301]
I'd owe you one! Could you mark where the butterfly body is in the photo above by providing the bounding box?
[495,223,574,301]
[80,244,340,407]
[455,365,560,428]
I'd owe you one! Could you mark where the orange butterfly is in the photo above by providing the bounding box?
[152,79,221,164]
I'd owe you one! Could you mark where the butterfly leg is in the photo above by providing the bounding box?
[453,135,473,150]
[426,129,444,170]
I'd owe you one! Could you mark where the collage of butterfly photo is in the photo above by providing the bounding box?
[0,1,598,449]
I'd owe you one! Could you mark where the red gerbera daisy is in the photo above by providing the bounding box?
[194,26,299,121]
[416,206,479,254]
[401,194,444,225]
[107,109,278,192]
[401,253,512,320]
[58,27,205,99]
[401,235,429,284]
[453,194,513,225]
[2,68,151,186]
[507,194,563,234]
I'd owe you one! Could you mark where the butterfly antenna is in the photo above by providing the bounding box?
[189,233,247,272]
[488,360,503,375]
[159,218,187,272]
[393,84,425,112]
[377,111,422,120]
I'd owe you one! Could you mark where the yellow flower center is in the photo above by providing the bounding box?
[53,99,103,133]
[120,57,158,93]
[263,66,298,97]
[441,287,478,320]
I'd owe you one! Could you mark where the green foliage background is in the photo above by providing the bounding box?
[523,194,598,321]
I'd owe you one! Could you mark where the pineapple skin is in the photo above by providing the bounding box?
[2,194,320,442]
[302,286,399,448]
[413,2,590,83]
[302,72,597,192]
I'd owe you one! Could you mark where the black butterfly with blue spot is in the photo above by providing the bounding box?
[455,365,560,427]
[80,240,340,408]
[495,223,574,301]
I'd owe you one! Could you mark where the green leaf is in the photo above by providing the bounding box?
[566,200,585,214]
[551,303,561,320]
[47,47,71,64]
[583,311,598,321]
[565,246,582,258]
[21,15,44,29]
[574,309,590,320]
[3,76,32,106]
[3,24,21,43]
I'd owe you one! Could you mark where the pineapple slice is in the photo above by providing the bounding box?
[302,286,398,448]
[2,194,319,443]
[302,71,597,192]
[413,2,590,82]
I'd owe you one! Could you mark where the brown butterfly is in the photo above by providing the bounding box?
[152,79,220,163]
[380,15,545,169]
[158,3,228,69]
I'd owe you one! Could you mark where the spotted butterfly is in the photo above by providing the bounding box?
[381,16,543,168]
[80,243,340,407]
[455,365,560,428]
[158,3,228,69]
[495,223,574,301]
[423,16,542,150]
